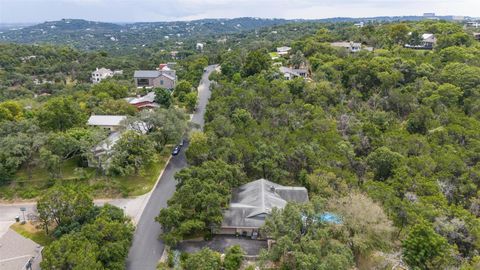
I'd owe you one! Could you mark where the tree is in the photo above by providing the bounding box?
[388,23,410,45]
[0,100,23,122]
[403,222,453,269]
[242,49,271,77]
[108,131,156,176]
[185,92,197,112]
[328,193,394,263]
[91,80,129,99]
[224,245,244,270]
[366,147,403,181]
[183,248,222,270]
[36,96,87,131]
[154,87,173,108]
[36,185,95,235]
[186,131,210,166]
[41,233,103,270]
[174,80,193,100]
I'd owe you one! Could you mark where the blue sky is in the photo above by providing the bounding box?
[0,0,479,23]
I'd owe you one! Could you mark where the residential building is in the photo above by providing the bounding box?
[87,115,126,131]
[134,66,177,89]
[279,66,308,80]
[330,41,362,52]
[196,42,204,51]
[126,92,158,110]
[91,67,122,84]
[87,115,149,169]
[474,33,480,41]
[354,22,364,28]
[405,33,437,50]
[467,21,480,28]
[218,179,309,237]
[276,46,291,56]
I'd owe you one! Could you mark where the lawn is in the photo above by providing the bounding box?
[2,147,173,200]
[10,222,54,246]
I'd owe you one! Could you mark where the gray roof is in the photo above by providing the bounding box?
[134,70,161,78]
[128,91,156,104]
[221,179,308,228]
[0,229,42,270]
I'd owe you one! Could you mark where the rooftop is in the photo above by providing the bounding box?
[134,70,161,78]
[128,91,156,104]
[87,115,127,127]
[222,179,308,228]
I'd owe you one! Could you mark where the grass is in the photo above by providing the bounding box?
[10,222,54,246]
[2,147,173,200]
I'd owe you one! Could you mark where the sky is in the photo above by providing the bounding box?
[0,0,479,23]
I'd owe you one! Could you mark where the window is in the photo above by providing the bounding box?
[137,78,150,86]
[160,80,164,85]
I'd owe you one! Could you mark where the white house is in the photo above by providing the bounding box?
[330,41,362,52]
[279,67,308,80]
[91,68,113,83]
[196,43,204,51]
[87,115,127,131]
[276,46,291,56]
[405,33,437,50]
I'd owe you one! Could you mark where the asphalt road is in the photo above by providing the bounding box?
[126,64,218,270]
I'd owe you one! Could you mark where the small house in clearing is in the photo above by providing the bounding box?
[218,179,308,237]
[276,46,292,56]
[279,66,308,80]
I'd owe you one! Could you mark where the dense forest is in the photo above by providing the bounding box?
[157,20,480,269]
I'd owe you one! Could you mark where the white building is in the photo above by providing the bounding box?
[276,46,292,56]
[91,68,113,84]
[279,66,308,80]
[196,43,204,51]
[330,41,362,52]
[87,115,127,131]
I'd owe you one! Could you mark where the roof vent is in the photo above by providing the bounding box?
[270,185,275,192]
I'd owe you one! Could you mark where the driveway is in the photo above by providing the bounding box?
[126,65,218,270]
[176,236,268,256]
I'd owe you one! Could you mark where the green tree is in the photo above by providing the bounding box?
[183,248,222,270]
[91,80,129,99]
[403,222,452,270]
[186,131,210,166]
[224,245,244,270]
[242,49,271,77]
[366,147,403,180]
[108,131,156,176]
[37,96,87,131]
[154,87,173,108]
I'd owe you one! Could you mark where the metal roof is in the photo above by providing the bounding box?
[87,115,127,127]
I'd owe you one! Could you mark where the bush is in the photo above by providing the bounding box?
[224,245,244,270]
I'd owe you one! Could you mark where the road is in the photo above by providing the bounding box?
[125,64,218,270]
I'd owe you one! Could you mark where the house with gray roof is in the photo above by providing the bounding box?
[134,65,177,89]
[218,179,308,237]
[279,66,308,80]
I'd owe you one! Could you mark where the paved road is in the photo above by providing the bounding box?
[126,65,218,270]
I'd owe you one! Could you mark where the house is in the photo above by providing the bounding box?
[276,46,291,56]
[218,179,309,237]
[354,22,364,28]
[474,33,480,41]
[466,21,480,28]
[330,41,362,52]
[126,91,158,110]
[87,115,126,131]
[91,68,122,84]
[405,33,437,50]
[87,115,149,168]
[196,42,204,51]
[279,66,308,80]
[134,69,176,89]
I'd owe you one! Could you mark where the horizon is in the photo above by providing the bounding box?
[1,0,479,24]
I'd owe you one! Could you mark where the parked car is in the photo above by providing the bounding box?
[172,145,181,156]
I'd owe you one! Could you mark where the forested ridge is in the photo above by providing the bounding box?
[158,20,480,269]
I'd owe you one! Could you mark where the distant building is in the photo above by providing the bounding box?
[474,33,480,41]
[405,33,437,50]
[354,22,364,28]
[279,66,308,80]
[466,21,480,28]
[196,42,204,51]
[91,68,122,84]
[276,46,291,56]
[218,179,308,237]
[330,41,362,52]
[423,12,436,17]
